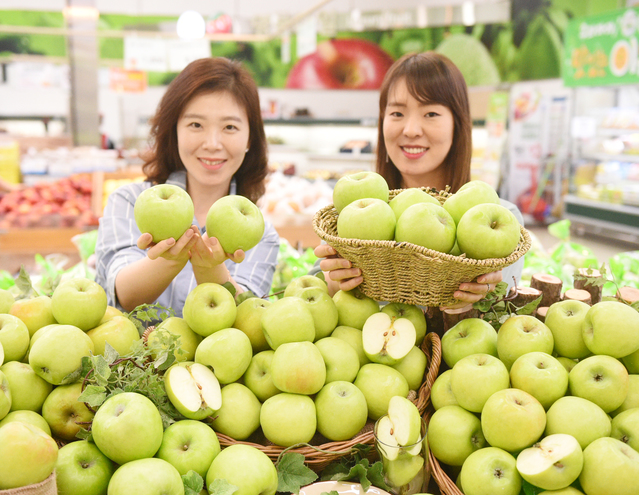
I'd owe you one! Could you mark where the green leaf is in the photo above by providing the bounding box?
[277,453,318,494]
[365,462,390,491]
[521,479,545,495]
[632,301,639,312]
[103,342,120,365]
[222,282,237,297]
[517,295,543,315]
[77,384,107,408]
[94,355,111,381]
[14,266,36,298]
[320,491,340,495]
[208,479,239,495]
[182,470,204,495]
[235,290,257,305]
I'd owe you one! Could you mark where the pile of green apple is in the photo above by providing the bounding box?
[333,171,521,260]
[428,298,639,495]
[0,271,433,493]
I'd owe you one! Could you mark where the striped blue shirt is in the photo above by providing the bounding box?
[95,171,280,317]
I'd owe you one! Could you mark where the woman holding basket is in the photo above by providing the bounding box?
[315,52,524,308]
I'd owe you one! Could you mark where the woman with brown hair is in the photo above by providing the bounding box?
[315,52,524,307]
[95,57,280,316]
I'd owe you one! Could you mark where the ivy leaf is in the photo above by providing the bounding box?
[277,453,318,494]
[516,295,543,315]
[320,492,340,495]
[208,479,239,495]
[632,301,639,312]
[14,266,37,299]
[182,470,204,495]
[222,282,237,297]
[235,290,257,305]
[77,384,107,408]
[521,479,545,495]
[104,342,120,365]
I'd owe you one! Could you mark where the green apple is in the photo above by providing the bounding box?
[582,301,639,358]
[55,440,115,495]
[516,434,583,491]
[98,305,123,325]
[134,183,194,243]
[331,325,370,367]
[260,393,316,447]
[545,300,591,359]
[612,374,639,416]
[381,450,426,490]
[332,170,390,213]
[450,353,510,413]
[195,327,252,384]
[261,296,315,349]
[354,363,409,420]
[0,410,51,435]
[0,422,58,489]
[427,404,485,466]
[283,275,328,298]
[183,282,237,337]
[233,297,271,352]
[362,312,415,365]
[337,198,396,241]
[374,415,400,459]
[25,323,58,362]
[430,369,458,410]
[298,287,339,340]
[91,392,164,465]
[579,437,639,495]
[545,396,611,449]
[0,361,52,412]
[108,458,184,495]
[314,380,368,441]
[242,350,280,402]
[0,313,30,362]
[211,383,261,440]
[623,347,639,373]
[0,341,3,366]
[270,341,326,395]
[315,336,360,383]
[0,288,14,313]
[333,289,379,330]
[29,324,95,385]
[206,444,278,495]
[481,388,546,452]
[443,179,501,225]
[510,352,569,409]
[441,317,498,368]
[148,316,201,362]
[206,195,265,253]
[9,295,57,337]
[156,420,220,478]
[389,187,440,220]
[87,315,140,356]
[569,355,629,413]
[41,382,94,441]
[51,278,108,332]
[459,447,521,495]
[557,357,579,373]
[395,203,456,253]
[0,370,10,420]
[164,363,222,420]
[391,345,427,391]
[456,203,521,260]
[381,303,427,345]
[497,315,554,370]
[388,396,422,446]
[611,407,639,452]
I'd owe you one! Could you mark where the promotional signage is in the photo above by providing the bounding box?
[563,7,639,87]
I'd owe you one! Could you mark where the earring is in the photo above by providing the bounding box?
[245,148,249,153]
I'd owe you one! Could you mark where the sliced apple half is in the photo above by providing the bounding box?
[516,433,584,491]
[0,341,4,367]
[388,395,422,447]
[363,313,416,365]
[164,363,222,420]
[375,415,400,460]
[383,453,425,488]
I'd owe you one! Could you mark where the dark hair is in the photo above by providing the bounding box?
[143,57,268,203]
[376,52,472,193]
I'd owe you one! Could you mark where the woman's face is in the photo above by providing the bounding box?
[177,91,250,193]
[383,78,455,188]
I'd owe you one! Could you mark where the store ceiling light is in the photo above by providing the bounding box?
[62,6,100,20]
[462,2,475,26]
[176,10,206,39]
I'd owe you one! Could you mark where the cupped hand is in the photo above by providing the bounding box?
[189,232,246,269]
[440,270,503,310]
[137,226,198,263]
[314,244,363,292]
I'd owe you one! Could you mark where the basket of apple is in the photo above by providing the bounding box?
[312,172,532,308]
[426,296,639,495]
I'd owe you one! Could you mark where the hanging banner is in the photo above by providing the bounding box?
[563,7,639,87]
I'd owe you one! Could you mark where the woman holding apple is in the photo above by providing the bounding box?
[95,57,279,317]
[315,52,524,308]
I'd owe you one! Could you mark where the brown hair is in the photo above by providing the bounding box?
[143,57,268,203]
[376,52,472,193]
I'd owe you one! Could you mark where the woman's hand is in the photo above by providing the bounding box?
[314,244,363,294]
[189,231,245,270]
[137,226,198,264]
[440,270,503,310]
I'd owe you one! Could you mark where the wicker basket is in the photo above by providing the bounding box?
[217,331,442,473]
[312,188,532,307]
[429,450,462,495]
[0,472,57,495]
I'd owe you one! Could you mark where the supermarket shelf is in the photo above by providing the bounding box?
[597,127,639,136]
[563,194,639,245]
[580,153,639,162]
